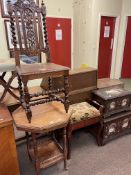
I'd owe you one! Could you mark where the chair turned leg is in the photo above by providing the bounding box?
[64,75,69,113]
[63,128,68,170]
[32,133,40,175]
[67,128,72,160]
[23,81,32,123]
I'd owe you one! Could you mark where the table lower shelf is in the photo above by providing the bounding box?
[29,138,64,169]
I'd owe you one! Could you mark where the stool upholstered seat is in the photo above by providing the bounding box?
[67,101,102,159]
[68,102,100,124]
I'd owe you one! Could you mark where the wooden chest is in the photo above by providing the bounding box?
[99,111,131,145]
[92,87,131,118]
[41,67,97,104]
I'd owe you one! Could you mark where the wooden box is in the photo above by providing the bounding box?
[94,111,131,145]
[41,67,97,104]
[92,87,131,118]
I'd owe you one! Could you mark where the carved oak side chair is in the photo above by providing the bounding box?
[7,0,70,123]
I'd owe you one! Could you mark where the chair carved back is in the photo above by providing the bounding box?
[7,0,50,66]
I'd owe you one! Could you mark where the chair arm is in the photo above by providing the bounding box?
[87,99,104,115]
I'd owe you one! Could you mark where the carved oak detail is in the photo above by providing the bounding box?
[7,0,70,123]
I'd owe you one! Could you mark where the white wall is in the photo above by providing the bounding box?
[73,0,131,79]
[44,0,73,17]
[0,8,10,59]
[0,0,73,59]
[115,0,131,78]
[73,0,123,71]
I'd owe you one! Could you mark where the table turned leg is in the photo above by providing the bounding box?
[32,133,40,175]
[63,127,68,170]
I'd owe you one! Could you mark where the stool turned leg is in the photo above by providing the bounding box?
[67,127,72,160]
[64,75,69,113]
[32,133,40,175]
[63,127,68,170]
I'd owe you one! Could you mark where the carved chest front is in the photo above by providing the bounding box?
[92,87,131,118]
[102,111,131,145]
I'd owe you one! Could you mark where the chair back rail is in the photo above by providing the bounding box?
[7,0,50,66]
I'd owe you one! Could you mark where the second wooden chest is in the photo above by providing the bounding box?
[92,87,131,118]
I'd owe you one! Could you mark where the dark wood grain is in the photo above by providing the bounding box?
[90,111,131,146]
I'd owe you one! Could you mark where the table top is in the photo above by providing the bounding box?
[12,102,69,133]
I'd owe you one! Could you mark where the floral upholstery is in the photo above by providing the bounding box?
[68,102,100,124]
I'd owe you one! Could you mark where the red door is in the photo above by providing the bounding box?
[98,16,116,78]
[121,17,131,78]
[46,17,71,68]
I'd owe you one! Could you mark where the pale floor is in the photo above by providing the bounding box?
[17,131,131,175]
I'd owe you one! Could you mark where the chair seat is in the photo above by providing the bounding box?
[16,63,69,77]
[68,102,100,124]
[12,102,70,133]
[0,58,15,72]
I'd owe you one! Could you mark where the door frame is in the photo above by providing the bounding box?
[96,13,120,78]
[120,15,131,78]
